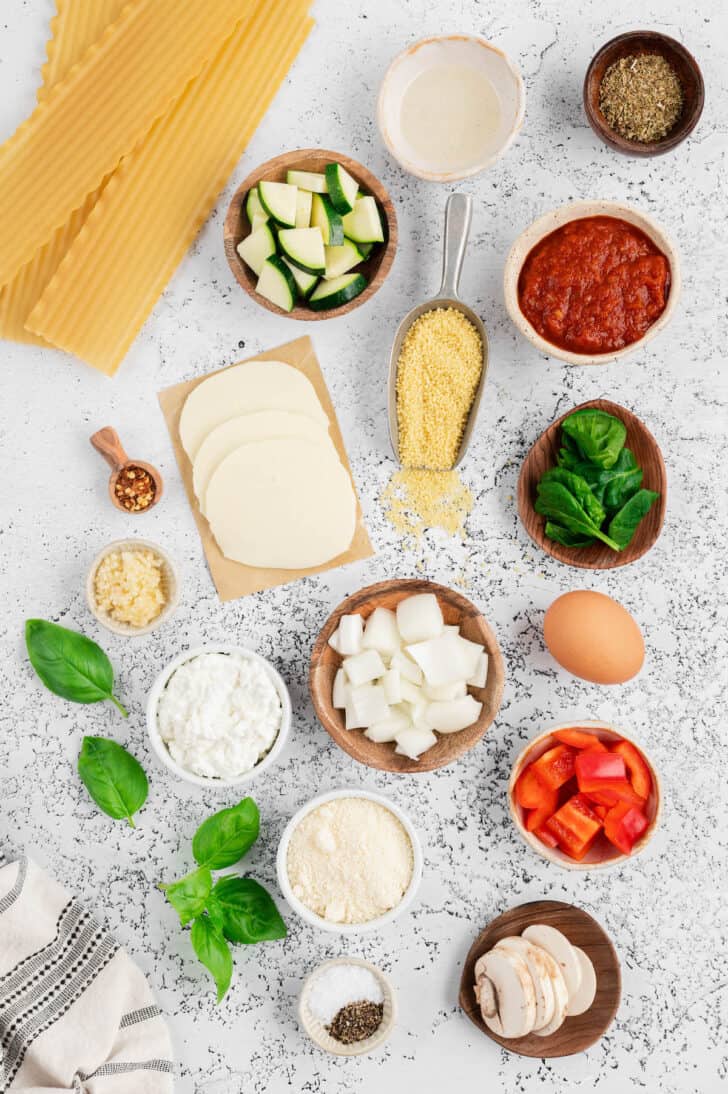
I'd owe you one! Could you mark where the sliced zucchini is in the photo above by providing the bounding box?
[282,256,319,300]
[324,238,364,280]
[309,271,367,311]
[311,193,344,246]
[325,163,359,215]
[256,254,297,312]
[236,223,276,276]
[295,189,312,229]
[286,169,328,193]
[342,196,384,243]
[277,227,326,275]
[245,186,267,225]
[258,180,298,227]
[357,241,374,259]
[251,212,269,232]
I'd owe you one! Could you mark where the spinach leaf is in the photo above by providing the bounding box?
[207,876,287,945]
[539,468,605,526]
[191,916,232,1004]
[192,798,260,870]
[25,620,127,716]
[607,489,659,549]
[535,481,621,551]
[544,521,596,548]
[561,409,627,469]
[161,867,212,926]
[77,736,148,827]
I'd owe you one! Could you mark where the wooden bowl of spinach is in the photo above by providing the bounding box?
[518,399,666,569]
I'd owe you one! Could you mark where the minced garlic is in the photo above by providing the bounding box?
[94,548,165,629]
[382,468,474,544]
[396,307,482,471]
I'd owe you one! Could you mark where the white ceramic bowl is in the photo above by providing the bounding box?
[86,538,179,637]
[504,199,681,365]
[146,644,291,788]
[377,34,525,181]
[277,788,423,934]
[298,957,397,1056]
[508,720,662,871]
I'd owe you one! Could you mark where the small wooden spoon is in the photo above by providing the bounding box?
[90,427,163,514]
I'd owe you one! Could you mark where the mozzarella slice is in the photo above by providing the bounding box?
[495,936,555,1033]
[566,947,597,1017]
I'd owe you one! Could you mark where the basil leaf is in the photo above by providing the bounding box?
[77,736,148,827]
[192,798,260,870]
[561,409,626,469]
[607,489,659,549]
[25,619,127,716]
[207,876,287,945]
[191,916,232,1003]
[162,867,212,926]
[544,521,595,548]
[539,468,605,526]
[535,481,621,551]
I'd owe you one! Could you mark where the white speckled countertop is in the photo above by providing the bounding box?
[1,1,726,1091]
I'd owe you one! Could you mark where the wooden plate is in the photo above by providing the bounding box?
[459,900,621,1057]
[309,579,505,774]
[517,399,666,569]
[223,148,397,320]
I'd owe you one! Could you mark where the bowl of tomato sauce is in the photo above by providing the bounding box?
[504,201,680,364]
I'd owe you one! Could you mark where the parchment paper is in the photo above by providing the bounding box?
[157,336,374,601]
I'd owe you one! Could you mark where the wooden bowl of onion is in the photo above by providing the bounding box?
[309,579,505,774]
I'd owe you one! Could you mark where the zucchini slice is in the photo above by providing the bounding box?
[258,180,298,227]
[236,223,276,277]
[282,256,319,300]
[277,227,326,275]
[295,189,312,229]
[251,212,269,233]
[357,241,374,259]
[255,254,297,312]
[245,186,267,226]
[324,238,364,280]
[286,169,328,193]
[325,163,359,215]
[309,271,367,311]
[342,196,384,243]
[311,193,344,246]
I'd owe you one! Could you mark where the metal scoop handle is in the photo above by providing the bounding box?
[439,193,472,299]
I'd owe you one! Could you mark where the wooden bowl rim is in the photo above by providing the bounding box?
[517,397,667,570]
[583,31,705,157]
[507,720,663,871]
[223,148,398,321]
[459,898,621,1057]
[308,579,505,774]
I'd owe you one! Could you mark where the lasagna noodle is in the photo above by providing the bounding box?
[0,0,127,345]
[0,0,253,288]
[28,0,314,375]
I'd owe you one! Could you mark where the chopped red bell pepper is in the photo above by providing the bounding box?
[611,740,652,800]
[592,803,610,821]
[545,793,603,861]
[553,728,608,751]
[603,800,649,855]
[534,825,559,849]
[525,785,559,832]
[515,764,547,809]
[575,748,626,792]
[531,744,576,790]
[584,782,645,808]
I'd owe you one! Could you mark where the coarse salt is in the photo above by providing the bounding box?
[307,964,384,1026]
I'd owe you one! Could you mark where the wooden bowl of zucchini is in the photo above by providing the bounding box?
[224,149,397,319]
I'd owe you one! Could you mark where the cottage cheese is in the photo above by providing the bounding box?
[157,652,282,778]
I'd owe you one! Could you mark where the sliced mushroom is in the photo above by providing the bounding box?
[530,945,569,1037]
[522,924,582,1001]
[473,949,536,1039]
[566,946,597,1016]
[495,936,555,1032]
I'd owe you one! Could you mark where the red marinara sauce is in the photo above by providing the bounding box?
[518,216,670,355]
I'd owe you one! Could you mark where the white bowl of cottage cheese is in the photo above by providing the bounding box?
[147,645,291,786]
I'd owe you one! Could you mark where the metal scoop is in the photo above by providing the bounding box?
[387,192,489,467]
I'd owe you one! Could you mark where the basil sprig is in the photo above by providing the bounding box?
[25,620,128,716]
[78,736,148,827]
[161,797,285,1003]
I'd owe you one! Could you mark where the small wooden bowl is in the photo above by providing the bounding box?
[584,32,705,156]
[223,149,397,320]
[90,427,163,514]
[518,398,667,569]
[309,579,505,774]
[459,899,621,1057]
[508,721,662,871]
[86,538,180,637]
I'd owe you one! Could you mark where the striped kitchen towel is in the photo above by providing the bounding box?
[0,852,174,1092]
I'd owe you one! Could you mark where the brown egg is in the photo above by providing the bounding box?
[544,590,644,685]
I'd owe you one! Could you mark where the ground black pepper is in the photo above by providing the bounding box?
[326,1000,384,1044]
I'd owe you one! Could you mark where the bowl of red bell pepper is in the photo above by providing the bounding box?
[508,721,661,869]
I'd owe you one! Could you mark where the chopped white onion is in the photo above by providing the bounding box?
[467,651,489,689]
[394,726,438,760]
[332,668,348,709]
[399,677,424,705]
[426,695,483,733]
[396,593,444,644]
[362,607,401,656]
[382,667,402,705]
[349,683,390,726]
[390,650,423,685]
[406,633,473,686]
[423,679,467,702]
[338,613,364,656]
[328,626,341,653]
[364,711,410,743]
[343,649,386,687]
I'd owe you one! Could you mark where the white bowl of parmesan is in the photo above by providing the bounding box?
[277,789,423,934]
[146,645,291,787]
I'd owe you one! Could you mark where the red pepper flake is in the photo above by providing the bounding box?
[114,464,156,512]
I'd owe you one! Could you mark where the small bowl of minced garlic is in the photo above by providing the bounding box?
[86,538,179,637]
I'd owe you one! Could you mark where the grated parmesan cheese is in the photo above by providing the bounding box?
[381,468,474,544]
[94,548,165,629]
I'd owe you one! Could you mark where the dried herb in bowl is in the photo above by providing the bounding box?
[599,53,683,144]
